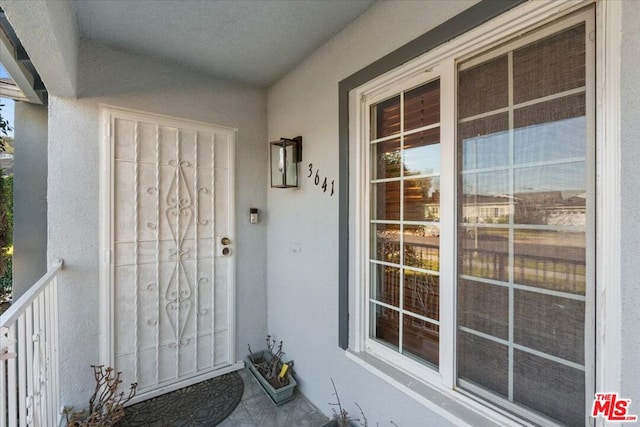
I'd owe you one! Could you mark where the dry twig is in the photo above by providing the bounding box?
[64,365,137,426]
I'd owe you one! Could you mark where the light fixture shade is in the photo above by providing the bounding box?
[270,136,302,188]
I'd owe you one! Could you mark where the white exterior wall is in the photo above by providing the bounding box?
[267,1,477,425]
[619,0,640,407]
[49,40,268,407]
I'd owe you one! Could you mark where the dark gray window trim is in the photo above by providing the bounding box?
[337,0,527,349]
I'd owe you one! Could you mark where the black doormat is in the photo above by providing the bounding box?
[117,372,244,427]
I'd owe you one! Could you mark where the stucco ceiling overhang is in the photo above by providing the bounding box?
[74,0,376,88]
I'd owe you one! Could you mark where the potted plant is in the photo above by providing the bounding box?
[247,335,297,405]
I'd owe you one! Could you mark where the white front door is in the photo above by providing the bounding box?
[100,107,240,403]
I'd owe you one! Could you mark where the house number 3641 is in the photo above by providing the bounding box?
[307,163,335,196]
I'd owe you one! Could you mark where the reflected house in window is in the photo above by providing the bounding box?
[460,191,586,226]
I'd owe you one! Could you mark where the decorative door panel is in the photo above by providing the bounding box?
[103,108,236,401]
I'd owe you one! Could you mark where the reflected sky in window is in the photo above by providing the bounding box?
[461,116,586,196]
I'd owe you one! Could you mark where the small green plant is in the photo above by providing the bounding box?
[63,365,137,426]
[0,257,12,302]
[0,103,12,287]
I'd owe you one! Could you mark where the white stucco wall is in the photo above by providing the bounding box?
[267,1,478,425]
[49,39,268,407]
[619,0,640,408]
[13,102,48,299]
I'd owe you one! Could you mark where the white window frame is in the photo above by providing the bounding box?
[348,0,620,425]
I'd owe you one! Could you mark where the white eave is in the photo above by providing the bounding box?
[0,14,44,104]
[0,78,28,102]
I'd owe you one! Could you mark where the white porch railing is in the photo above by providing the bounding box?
[0,259,63,427]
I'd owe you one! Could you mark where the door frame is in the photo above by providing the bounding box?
[98,105,242,404]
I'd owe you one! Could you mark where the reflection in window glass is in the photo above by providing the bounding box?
[403,315,439,366]
[404,80,440,131]
[373,138,401,180]
[371,264,400,306]
[404,128,440,176]
[459,114,509,170]
[373,181,400,221]
[371,304,399,350]
[403,225,439,270]
[404,177,440,222]
[371,96,400,139]
[372,224,400,263]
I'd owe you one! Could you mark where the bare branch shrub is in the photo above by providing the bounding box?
[64,365,137,426]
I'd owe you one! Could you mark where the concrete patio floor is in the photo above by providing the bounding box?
[217,368,330,427]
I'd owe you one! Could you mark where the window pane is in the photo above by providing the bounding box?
[514,95,586,164]
[373,181,400,221]
[458,331,508,397]
[403,225,439,270]
[372,223,400,263]
[403,270,439,320]
[515,162,585,196]
[373,138,401,179]
[371,96,400,139]
[514,163,586,225]
[403,315,438,366]
[404,80,440,131]
[460,171,510,223]
[459,227,509,281]
[404,177,440,221]
[403,128,440,176]
[513,230,586,294]
[371,264,400,307]
[513,351,585,426]
[514,290,585,364]
[513,24,586,104]
[458,279,508,340]
[459,113,509,170]
[458,55,508,119]
[371,304,399,350]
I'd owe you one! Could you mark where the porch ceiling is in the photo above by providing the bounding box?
[73,0,376,88]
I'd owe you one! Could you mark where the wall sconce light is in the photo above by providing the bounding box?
[270,136,302,188]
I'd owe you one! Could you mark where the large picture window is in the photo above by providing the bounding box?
[456,21,590,426]
[360,7,594,426]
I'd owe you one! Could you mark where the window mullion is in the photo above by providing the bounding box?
[439,60,456,389]
[507,50,515,403]
[399,91,405,355]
